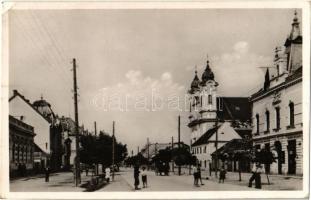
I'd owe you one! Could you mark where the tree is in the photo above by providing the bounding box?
[80,131,128,171]
[254,148,275,184]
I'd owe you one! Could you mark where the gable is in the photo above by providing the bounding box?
[209,122,242,141]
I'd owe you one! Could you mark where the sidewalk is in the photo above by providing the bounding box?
[200,170,303,190]
[10,171,92,192]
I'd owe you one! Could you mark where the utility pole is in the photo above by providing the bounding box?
[171,136,174,172]
[112,121,115,181]
[72,58,81,186]
[94,121,98,175]
[94,121,97,136]
[137,146,139,155]
[147,138,150,170]
[215,116,218,177]
[178,115,181,176]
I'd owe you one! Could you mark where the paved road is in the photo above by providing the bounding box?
[10,168,302,192]
[114,168,256,191]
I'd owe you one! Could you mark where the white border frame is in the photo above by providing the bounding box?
[1,1,310,199]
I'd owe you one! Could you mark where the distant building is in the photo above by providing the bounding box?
[140,142,189,160]
[9,90,52,168]
[249,11,302,175]
[9,115,35,177]
[187,57,252,172]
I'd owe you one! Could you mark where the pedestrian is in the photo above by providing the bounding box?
[255,163,264,189]
[134,163,140,190]
[197,164,204,185]
[192,165,199,187]
[45,166,50,182]
[105,166,111,183]
[219,166,226,183]
[248,162,257,188]
[141,166,148,188]
[85,168,89,176]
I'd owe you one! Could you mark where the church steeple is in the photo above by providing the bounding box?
[201,55,215,85]
[189,67,200,94]
[290,10,301,40]
[285,10,301,47]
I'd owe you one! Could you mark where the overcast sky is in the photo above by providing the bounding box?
[9,9,300,152]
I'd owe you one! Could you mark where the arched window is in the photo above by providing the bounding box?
[275,107,280,130]
[289,102,295,127]
[208,95,212,104]
[265,110,270,132]
[256,114,259,135]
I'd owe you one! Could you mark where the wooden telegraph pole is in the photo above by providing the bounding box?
[112,121,115,181]
[171,136,174,172]
[147,137,150,170]
[72,58,81,186]
[178,115,181,176]
[94,121,97,136]
[94,121,98,175]
[215,116,218,177]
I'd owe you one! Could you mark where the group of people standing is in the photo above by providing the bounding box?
[134,165,148,190]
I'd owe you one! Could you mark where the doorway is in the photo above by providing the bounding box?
[287,140,296,174]
[274,141,283,174]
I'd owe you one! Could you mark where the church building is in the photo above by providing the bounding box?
[188,57,252,172]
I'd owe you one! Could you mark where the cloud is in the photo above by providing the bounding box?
[89,70,188,152]
[211,41,273,96]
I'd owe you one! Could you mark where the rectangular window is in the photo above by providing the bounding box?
[208,95,212,105]
[256,114,259,135]
[289,102,295,127]
[265,111,270,132]
[217,98,223,111]
[275,107,280,130]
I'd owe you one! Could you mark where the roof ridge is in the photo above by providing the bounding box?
[9,90,52,123]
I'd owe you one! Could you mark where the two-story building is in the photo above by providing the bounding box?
[249,11,302,175]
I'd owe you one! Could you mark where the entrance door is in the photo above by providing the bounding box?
[287,140,296,174]
[274,141,282,174]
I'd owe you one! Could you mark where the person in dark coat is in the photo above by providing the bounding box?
[45,167,50,182]
[197,164,204,185]
[134,164,140,190]
[219,166,226,183]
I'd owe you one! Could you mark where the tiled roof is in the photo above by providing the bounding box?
[217,97,251,122]
[211,138,252,156]
[192,126,220,147]
[234,129,252,139]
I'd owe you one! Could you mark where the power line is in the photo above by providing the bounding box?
[16,15,70,90]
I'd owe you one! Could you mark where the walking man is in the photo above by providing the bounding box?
[45,166,50,182]
[192,164,199,187]
[248,162,257,187]
[105,166,111,183]
[134,163,140,190]
[197,164,204,185]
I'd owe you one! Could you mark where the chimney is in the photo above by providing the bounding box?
[13,90,18,95]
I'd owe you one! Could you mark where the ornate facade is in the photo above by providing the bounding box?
[250,11,303,175]
[9,115,35,177]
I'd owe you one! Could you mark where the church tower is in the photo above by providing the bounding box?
[284,10,302,73]
[188,56,218,144]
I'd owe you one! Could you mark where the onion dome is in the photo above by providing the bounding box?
[201,57,214,84]
[191,70,200,90]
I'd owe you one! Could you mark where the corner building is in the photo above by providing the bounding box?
[249,12,303,175]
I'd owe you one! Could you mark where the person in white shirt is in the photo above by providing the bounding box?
[141,166,148,188]
[105,166,111,183]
